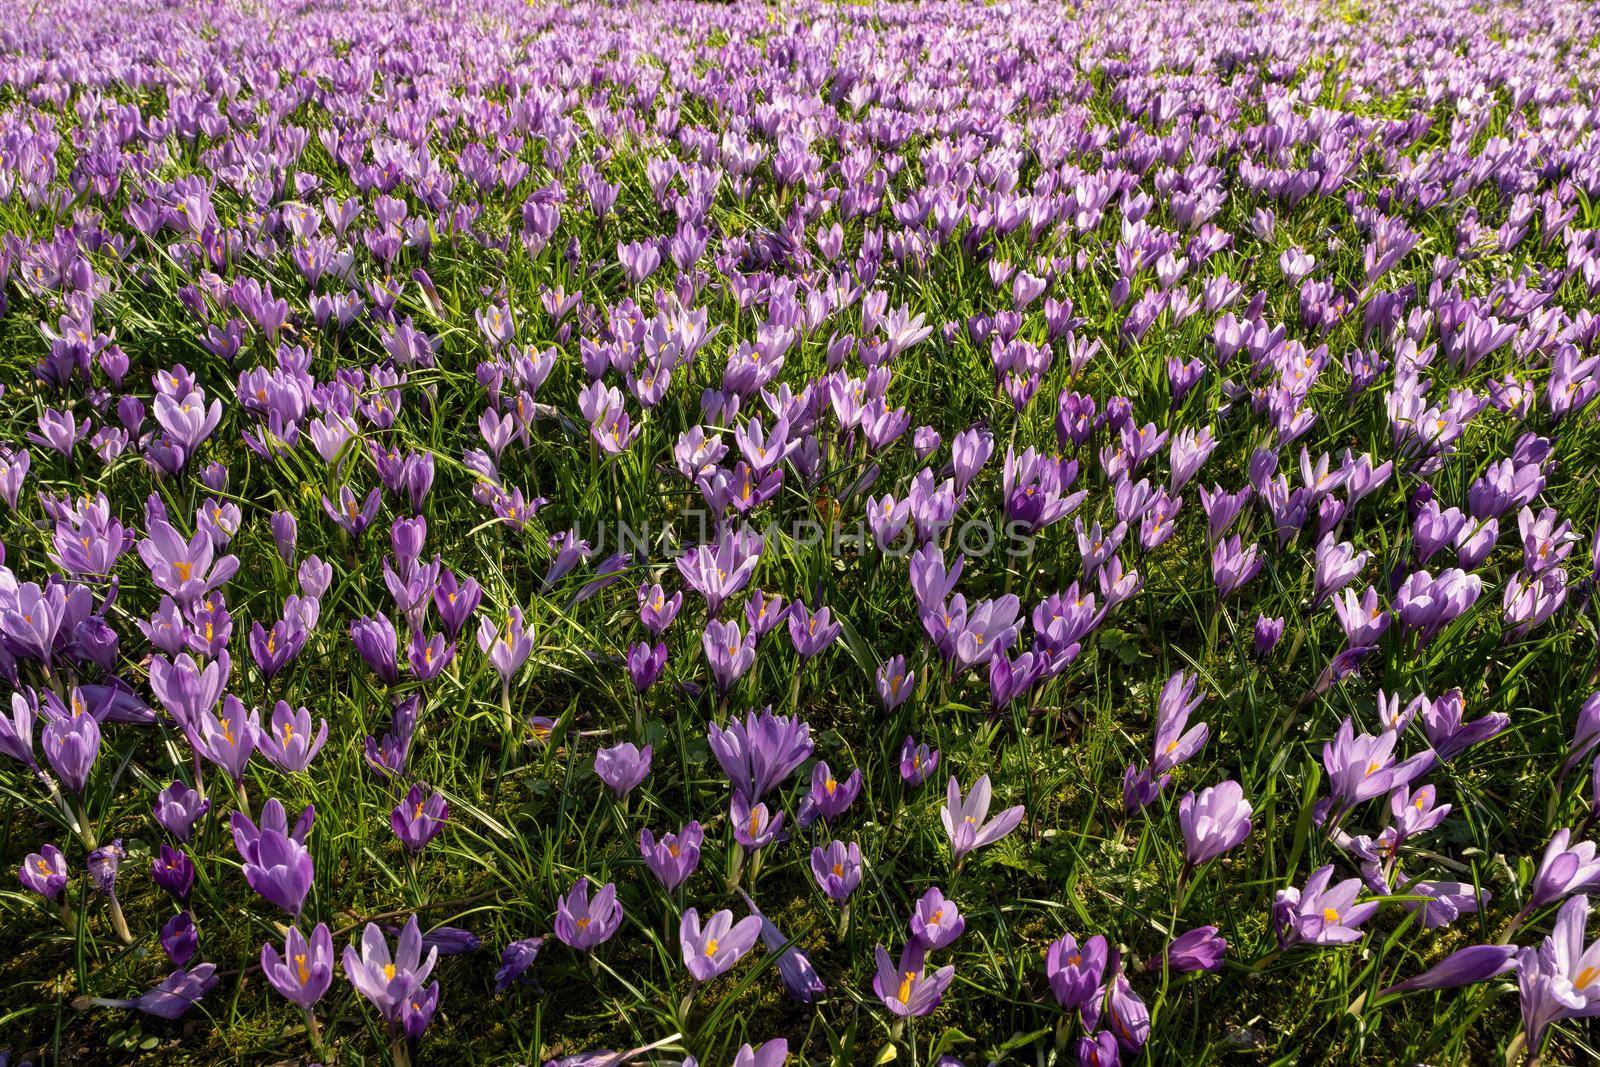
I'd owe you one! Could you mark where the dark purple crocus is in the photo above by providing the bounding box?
[391,783,448,854]
[151,845,194,901]
[154,781,210,843]
[627,641,667,691]
[161,911,198,967]
[494,936,546,992]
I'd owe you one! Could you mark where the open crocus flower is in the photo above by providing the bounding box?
[872,942,954,1017]
[261,922,334,1010]
[1045,933,1108,1012]
[909,887,965,950]
[680,906,761,982]
[19,843,68,901]
[1273,865,1380,946]
[640,822,702,890]
[343,915,438,1024]
[553,877,623,951]
[257,700,328,773]
[390,783,448,854]
[941,774,1025,863]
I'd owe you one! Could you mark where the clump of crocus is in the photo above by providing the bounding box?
[343,915,440,1061]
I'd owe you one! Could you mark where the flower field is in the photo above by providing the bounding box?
[4,0,1600,1062]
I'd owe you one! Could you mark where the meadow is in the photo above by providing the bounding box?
[1,0,1600,1063]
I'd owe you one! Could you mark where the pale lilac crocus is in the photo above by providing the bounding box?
[941,774,1025,864]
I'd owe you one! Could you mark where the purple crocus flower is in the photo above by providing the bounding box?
[151,845,195,901]
[640,822,703,890]
[899,736,939,785]
[910,887,965,950]
[731,791,784,851]
[161,911,198,967]
[193,695,259,782]
[1178,780,1253,868]
[1379,944,1517,996]
[802,760,862,824]
[1046,933,1108,1012]
[626,641,667,691]
[19,843,68,901]
[0,691,37,770]
[343,915,438,1024]
[872,942,954,1017]
[322,485,382,536]
[42,708,99,794]
[154,781,210,843]
[1273,865,1380,946]
[595,742,652,798]
[1529,828,1600,910]
[707,708,813,800]
[1103,972,1150,1053]
[137,518,238,606]
[494,936,547,992]
[1322,718,1428,816]
[876,655,914,711]
[1153,926,1226,974]
[1517,894,1600,1053]
[478,607,534,680]
[1211,535,1263,598]
[810,840,863,902]
[391,783,449,854]
[262,923,334,1010]
[680,906,761,982]
[82,965,219,1020]
[258,701,329,773]
[941,774,1025,863]
[739,890,826,1003]
[1076,1032,1120,1067]
[553,877,623,951]
[702,619,755,694]
[351,614,401,685]
[232,799,315,917]
[787,601,841,659]
[638,582,683,635]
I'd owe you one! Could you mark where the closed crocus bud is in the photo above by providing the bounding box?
[270,510,298,564]
[1252,615,1285,656]
[494,936,546,992]
[1154,926,1226,973]
[1178,780,1253,868]
[1378,943,1517,996]
[1105,972,1149,1052]
[594,742,652,798]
